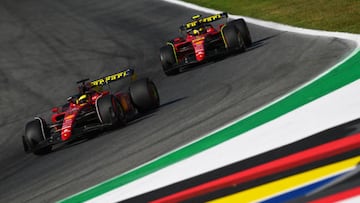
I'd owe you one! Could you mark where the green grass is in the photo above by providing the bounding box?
[183,0,360,34]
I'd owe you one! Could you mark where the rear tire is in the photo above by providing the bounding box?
[96,95,126,127]
[228,19,252,47]
[222,25,246,52]
[130,78,160,113]
[160,45,179,76]
[24,118,52,155]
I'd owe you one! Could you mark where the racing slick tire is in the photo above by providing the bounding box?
[96,95,126,127]
[222,25,246,52]
[23,118,52,155]
[160,45,179,76]
[228,19,252,47]
[129,78,160,113]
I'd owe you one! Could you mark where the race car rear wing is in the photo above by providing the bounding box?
[90,68,135,86]
[180,12,228,30]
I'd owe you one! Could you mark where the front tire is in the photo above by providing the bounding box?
[130,78,160,113]
[24,118,52,155]
[160,45,179,76]
[96,95,126,127]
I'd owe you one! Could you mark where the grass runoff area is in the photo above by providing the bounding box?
[183,0,360,34]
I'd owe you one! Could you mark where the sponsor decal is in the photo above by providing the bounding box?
[185,13,225,29]
[91,69,133,86]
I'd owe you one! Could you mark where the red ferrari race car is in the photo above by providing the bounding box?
[160,12,252,76]
[22,68,160,155]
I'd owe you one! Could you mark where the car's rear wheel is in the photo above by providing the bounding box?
[96,95,126,127]
[160,45,179,76]
[24,118,52,155]
[228,19,252,47]
[130,78,160,113]
[222,25,246,52]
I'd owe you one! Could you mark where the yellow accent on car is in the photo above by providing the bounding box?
[220,25,228,48]
[76,94,88,104]
[200,13,222,23]
[90,69,133,86]
[192,14,201,20]
[186,13,224,29]
[186,21,198,29]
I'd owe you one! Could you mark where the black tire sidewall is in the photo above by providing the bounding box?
[222,25,244,51]
[228,19,252,47]
[129,79,160,113]
[96,95,124,126]
[24,118,51,155]
[160,45,179,76]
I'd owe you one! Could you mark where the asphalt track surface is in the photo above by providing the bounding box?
[0,0,356,202]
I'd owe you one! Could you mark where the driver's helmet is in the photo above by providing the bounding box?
[76,94,88,105]
[192,27,205,35]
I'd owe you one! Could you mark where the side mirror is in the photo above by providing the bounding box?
[67,96,74,103]
[51,107,59,113]
[174,37,182,42]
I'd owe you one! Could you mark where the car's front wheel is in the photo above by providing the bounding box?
[23,118,52,155]
[160,45,179,76]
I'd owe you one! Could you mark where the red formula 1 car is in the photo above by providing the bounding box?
[160,12,252,76]
[22,68,160,155]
